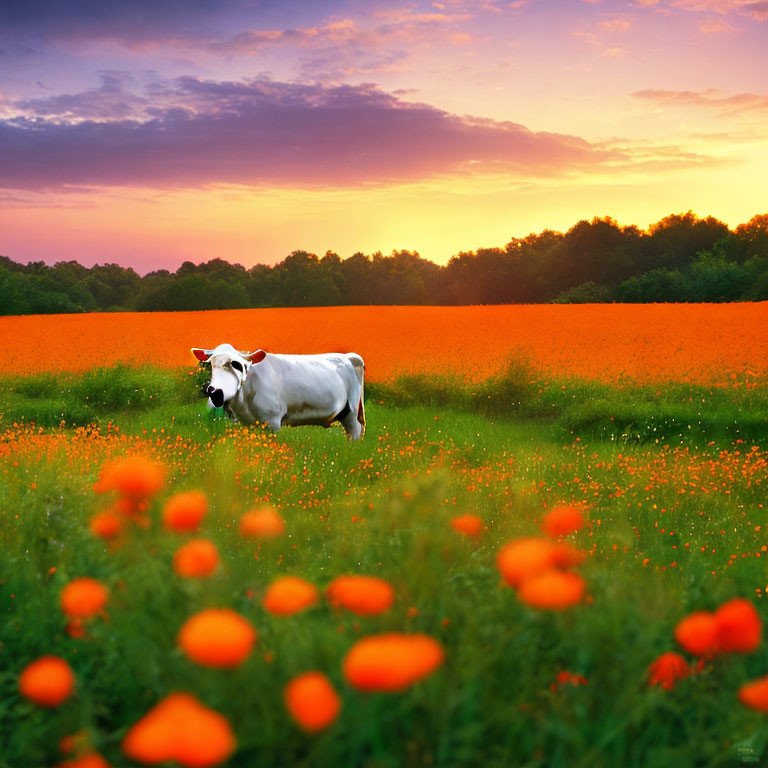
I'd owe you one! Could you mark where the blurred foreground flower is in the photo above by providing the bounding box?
[178,609,256,668]
[326,575,394,616]
[163,491,208,533]
[542,505,585,538]
[739,675,768,712]
[284,672,341,732]
[173,539,219,578]
[55,753,112,768]
[89,511,124,540]
[263,576,318,616]
[676,599,762,656]
[715,598,762,653]
[93,456,165,501]
[19,656,75,707]
[239,508,285,539]
[552,670,588,690]
[497,538,562,588]
[343,633,443,692]
[518,570,585,610]
[451,514,483,537]
[61,578,108,619]
[648,652,691,690]
[123,693,235,767]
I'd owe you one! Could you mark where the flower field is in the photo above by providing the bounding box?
[1,304,768,767]
[1,302,766,383]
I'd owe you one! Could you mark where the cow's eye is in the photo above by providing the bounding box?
[231,361,243,373]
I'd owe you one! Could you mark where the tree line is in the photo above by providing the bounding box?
[1,212,767,315]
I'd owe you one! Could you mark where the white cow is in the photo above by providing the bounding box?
[191,343,366,440]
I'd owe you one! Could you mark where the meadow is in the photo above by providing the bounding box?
[1,304,768,768]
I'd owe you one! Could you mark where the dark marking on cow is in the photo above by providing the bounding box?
[331,402,351,424]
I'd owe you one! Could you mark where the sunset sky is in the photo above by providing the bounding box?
[1,0,766,273]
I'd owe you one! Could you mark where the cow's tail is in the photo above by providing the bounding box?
[347,353,365,435]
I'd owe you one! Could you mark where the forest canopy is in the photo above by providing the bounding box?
[2,212,767,315]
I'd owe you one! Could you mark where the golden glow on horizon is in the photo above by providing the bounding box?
[2,138,766,272]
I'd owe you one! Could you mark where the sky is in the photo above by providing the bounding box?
[0,0,766,273]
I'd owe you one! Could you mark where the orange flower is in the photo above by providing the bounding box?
[59,731,90,756]
[326,576,394,616]
[542,505,584,538]
[551,543,586,569]
[163,491,208,533]
[93,456,165,501]
[284,672,341,732]
[739,675,768,712]
[552,670,588,690]
[89,511,124,540]
[178,609,256,668]
[518,570,585,610]
[263,576,319,616]
[648,652,691,690]
[173,539,219,578]
[451,515,483,537]
[675,611,720,657]
[239,508,285,538]
[122,692,235,767]
[56,754,113,768]
[497,538,559,589]
[19,656,75,707]
[715,598,762,653]
[60,578,108,618]
[343,633,444,692]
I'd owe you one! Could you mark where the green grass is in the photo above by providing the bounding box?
[1,366,767,767]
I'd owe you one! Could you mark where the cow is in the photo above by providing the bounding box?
[191,343,366,440]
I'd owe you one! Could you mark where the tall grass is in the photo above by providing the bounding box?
[1,365,767,766]
[2,361,766,444]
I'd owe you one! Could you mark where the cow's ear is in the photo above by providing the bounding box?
[191,348,213,362]
[246,349,267,364]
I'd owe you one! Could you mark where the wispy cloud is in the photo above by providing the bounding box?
[0,76,625,191]
[630,0,768,19]
[633,88,768,115]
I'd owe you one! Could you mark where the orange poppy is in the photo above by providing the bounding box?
[19,656,75,707]
[163,491,209,533]
[55,753,113,768]
[343,633,444,692]
[239,508,285,539]
[552,670,588,689]
[284,671,341,732]
[674,611,719,657]
[89,511,124,540]
[551,543,586,569]
[326,576,394,616]
[542,505,585,538]
[518,570,585,610]
[263,577,319,616]
[715,598,762,653]
[122,692,235,767]
[178,609,256,668]
[59,731,90,756]
[60,578,108,618]
[93,456,165,501]
[173,539,219,578]
[739,675,768,712]
[451,515,483,537]
[648,652,691,690]
[496,538,559,589]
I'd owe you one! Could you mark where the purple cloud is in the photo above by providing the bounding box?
[0,77,622,191]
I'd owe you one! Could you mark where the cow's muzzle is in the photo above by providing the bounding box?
[206,385,225,409]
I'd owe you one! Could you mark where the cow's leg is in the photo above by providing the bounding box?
[339,409,363,441]
[268,416,283,432]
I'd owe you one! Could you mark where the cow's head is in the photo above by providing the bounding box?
[191,343,266,408]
